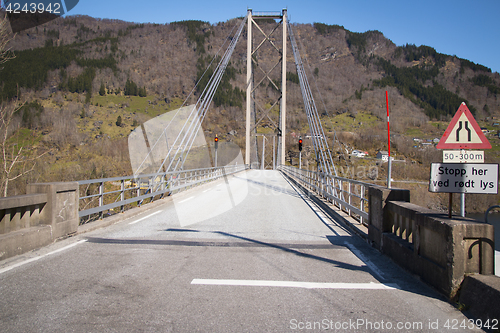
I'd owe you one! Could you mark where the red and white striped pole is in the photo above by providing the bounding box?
[386,91,392,188]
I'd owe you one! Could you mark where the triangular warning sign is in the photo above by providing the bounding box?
[436,102,491,149]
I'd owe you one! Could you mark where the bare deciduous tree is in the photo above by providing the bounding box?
[0,14,49,196]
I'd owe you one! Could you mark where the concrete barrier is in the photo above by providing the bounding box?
[0,182,79,260]
[459,274,500,324]
[368,187,495,299]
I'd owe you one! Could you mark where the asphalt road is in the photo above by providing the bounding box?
[0,170,483,332]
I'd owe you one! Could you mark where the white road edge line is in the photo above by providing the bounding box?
[286,178,388,282]
[0,240,87,275]
[191,278,400,290]
[178,196,195,203]
[344,242,386,281]
[129,210,163,225]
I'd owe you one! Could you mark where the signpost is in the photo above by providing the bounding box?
[433,103,496,217]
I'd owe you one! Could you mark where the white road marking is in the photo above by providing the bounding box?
[0,240,87,275]
[203,189,211,193]
[178,196,195,203]
[191,278,400,290]
[129,210,163,225]
[345,242,386,281]
[286,180,387,282]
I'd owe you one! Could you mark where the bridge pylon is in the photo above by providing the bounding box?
[245,9,287,168]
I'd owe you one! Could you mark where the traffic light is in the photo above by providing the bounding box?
[214,135,219,149]
[299,138,303,151]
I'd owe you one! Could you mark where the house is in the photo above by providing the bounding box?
[376,151,389,161]
[351,150,366,157]
[376,151,393,161]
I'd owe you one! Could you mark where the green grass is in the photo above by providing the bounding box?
[256,127,275,134]
[75,95,189,141]
[6,128,43,153]
[92,94,166,117]
[404,128,423,136]
[326,111,380,132]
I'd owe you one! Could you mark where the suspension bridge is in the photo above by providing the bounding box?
[0,9,497,332]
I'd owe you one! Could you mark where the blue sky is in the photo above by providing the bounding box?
[49,0,500,73]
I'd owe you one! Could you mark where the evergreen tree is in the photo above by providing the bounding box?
[138,86,147,97]
[124,79,138,96]
[116,115,122,127]
[85,91,92,104]
[99,82,106,96]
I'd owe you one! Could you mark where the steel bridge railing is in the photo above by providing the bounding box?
[78,164,248,222]
[280,165,369,226]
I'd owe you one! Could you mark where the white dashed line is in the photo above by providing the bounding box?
[179,196,195,203]
[129,210,163,225]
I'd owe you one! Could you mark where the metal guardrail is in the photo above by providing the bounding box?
[280,165,370,226]
[77,164,248,222]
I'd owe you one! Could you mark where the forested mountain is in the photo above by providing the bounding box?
[5,16,499,121]
[1,14,500,211]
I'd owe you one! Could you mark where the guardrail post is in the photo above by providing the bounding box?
[99,182,104,219]
[347,182,352,216]
[137,178,141,207]
[120,179,125,213]
[360,184,365,226]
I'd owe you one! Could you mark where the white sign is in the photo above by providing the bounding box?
[443,150,484,163]
[429,163,498,194]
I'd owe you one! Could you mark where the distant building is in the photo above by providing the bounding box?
[352,150,367,157]
[376,151,389,161]
[376,151,394,161]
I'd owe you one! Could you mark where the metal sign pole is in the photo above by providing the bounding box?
[460,193,465,217]
[449,193,453,218]
[386,91,392,188]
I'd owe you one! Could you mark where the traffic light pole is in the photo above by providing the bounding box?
[298,137,303,169]
[214,135,218,168]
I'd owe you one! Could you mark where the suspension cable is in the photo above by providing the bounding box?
[132,17,246,176]
[158,16,248,174]
[288,22,336,176]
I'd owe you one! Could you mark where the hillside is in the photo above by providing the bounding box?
[1,14,500,211]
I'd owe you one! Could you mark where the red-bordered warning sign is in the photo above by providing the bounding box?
[436,103,491,149]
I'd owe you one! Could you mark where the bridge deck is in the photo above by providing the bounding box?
[0,170,477,332]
